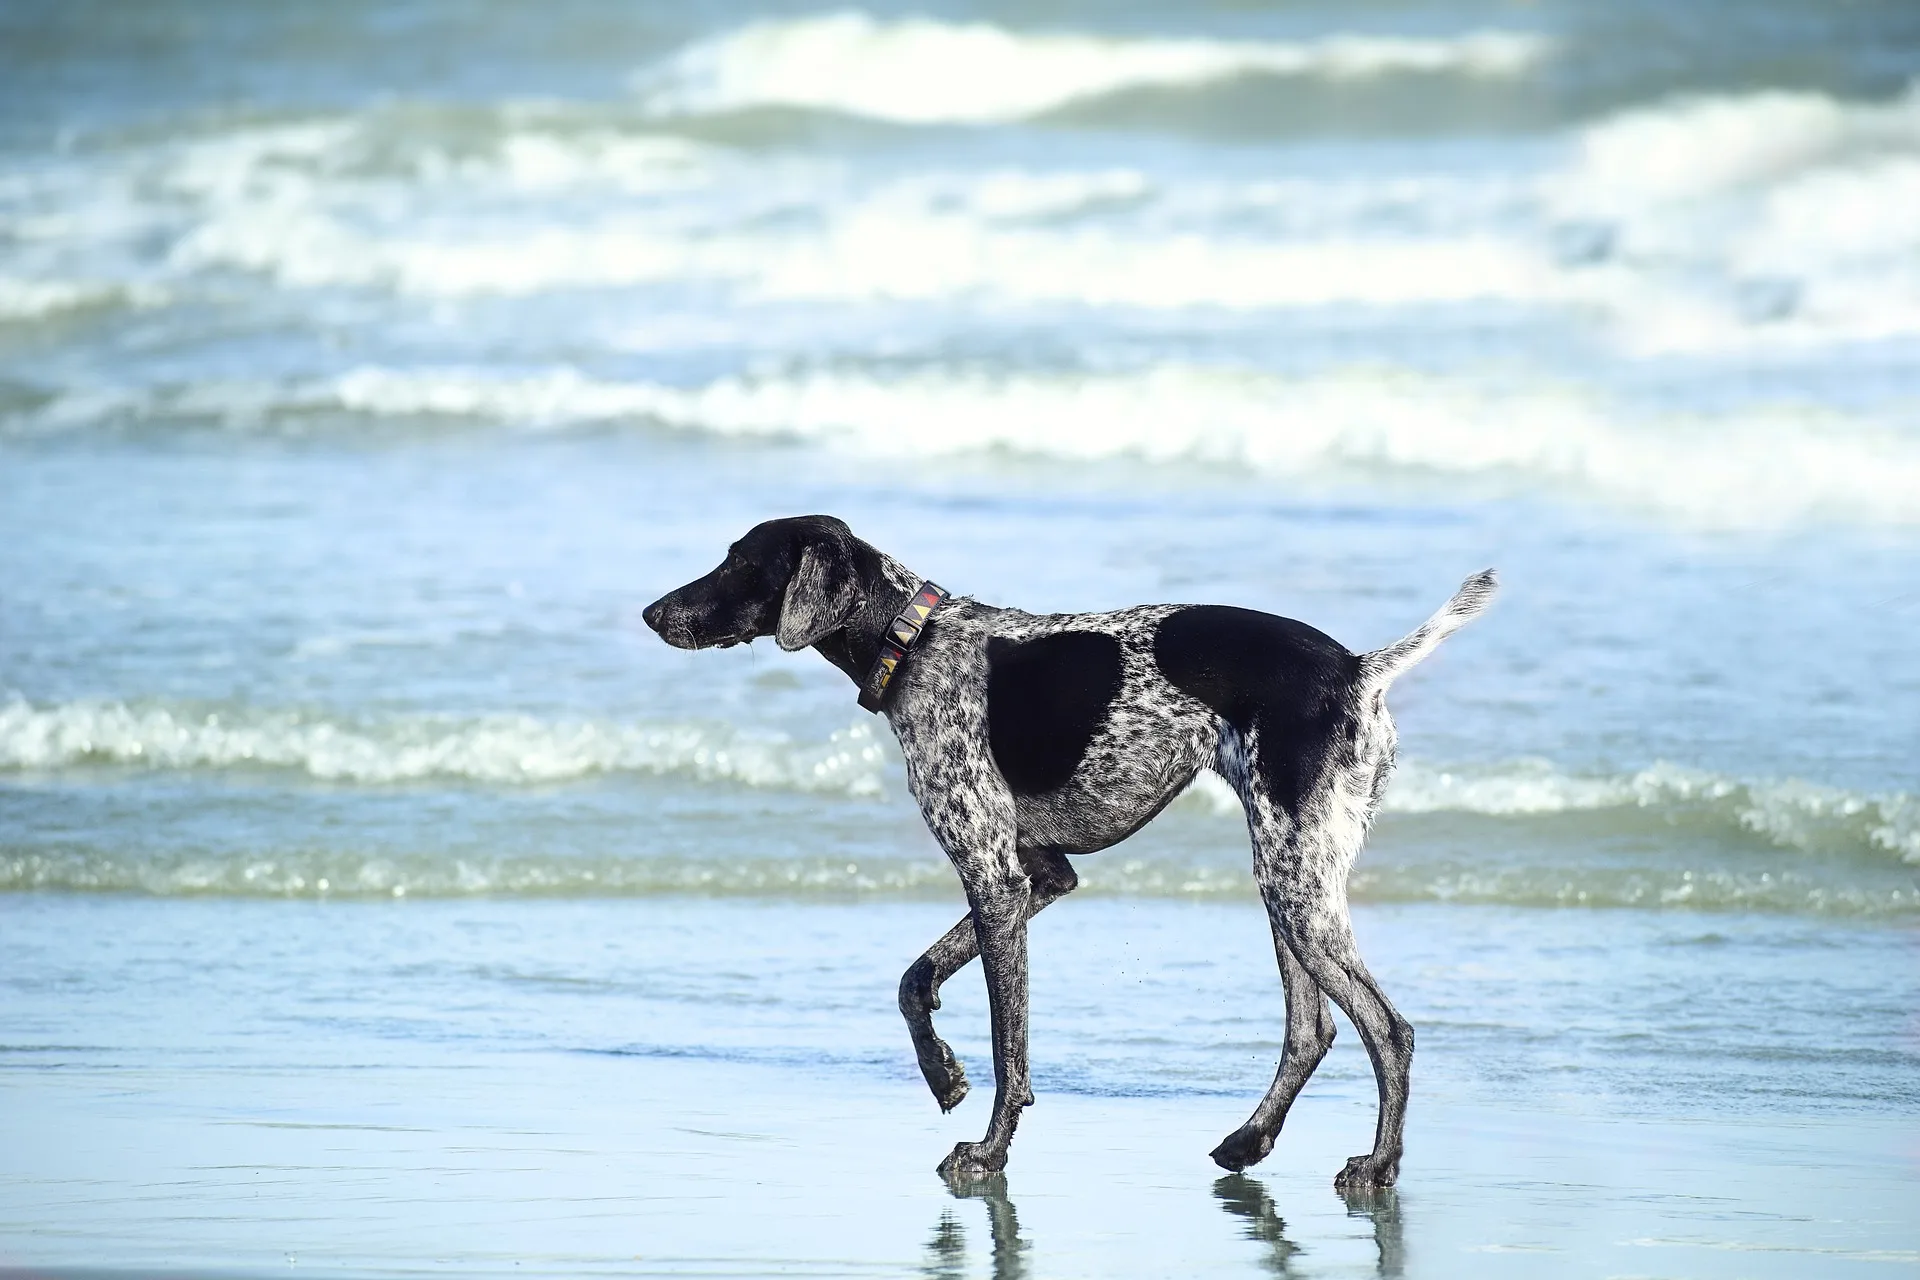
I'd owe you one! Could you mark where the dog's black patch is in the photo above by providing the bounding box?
[986,631,1123,796]
[1154,606,1359,814]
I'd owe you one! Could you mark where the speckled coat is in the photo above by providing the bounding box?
[643,515,1496,1188]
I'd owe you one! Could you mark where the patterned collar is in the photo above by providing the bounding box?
[857,581,947,714]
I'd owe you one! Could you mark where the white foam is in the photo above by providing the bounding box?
[112,107,1551,308]
[1556,85,1920,351]
[0,276,120,321]
[21,362,1920,528]
[1185,758,1919,864]
[0,699,888,796]
[158,155,1553,308]
[9,78,1920,385]
[1569,86,1920,205]
[746,217,1550,309]
[5,697,1912,872]
[1406,761,1920,866]
[634,12,1551,124]
[4,843,1913,913]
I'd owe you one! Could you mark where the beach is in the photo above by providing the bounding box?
[4,0,1920,1274]
[4,895,1917,1278]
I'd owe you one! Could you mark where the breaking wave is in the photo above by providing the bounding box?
[9,86,1919,353]
[128,124,1550,307]
[1558,84,1920,351]
[24,363,1915,530]
[0,699,888,795]
[3,698,1914,875]
[1188,762,1920,866]
[0,277,132,322]
[632,13,1551,125]
[3,846,1912,918]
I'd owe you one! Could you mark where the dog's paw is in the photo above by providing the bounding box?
[917,1039,970,1113]
[1209,1126,1275,1173]
[936,1141,1006,1177]
[1333,1152,1399,1193]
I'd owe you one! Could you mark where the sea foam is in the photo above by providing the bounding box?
[5,846,1912,917]
[26,362,1910,530]
[1559,84,1920,350]
[0,699,887,795]
[4,698,1913,869]
[633,12,1551,124]
[1189,762,1920,865]
[14,89,1919,356]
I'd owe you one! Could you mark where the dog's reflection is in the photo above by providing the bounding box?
[1214,1175,1306,1276]
[1214,1174,1406,1278]
[924,1172,1029,1280]
[1339,1183,1405,1278]
[924,1170,1404,1279]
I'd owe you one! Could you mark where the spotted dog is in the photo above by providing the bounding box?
[643,515,1496,1188]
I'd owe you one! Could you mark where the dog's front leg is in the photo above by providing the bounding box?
[937,872,1033,1177]
[901,850,1078,1114]
[891,677,1034,1175]
[900,915,980,1113]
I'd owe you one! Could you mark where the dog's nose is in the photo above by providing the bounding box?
[642,598,667,634]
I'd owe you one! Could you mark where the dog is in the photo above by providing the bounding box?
[643,515,1495,1188]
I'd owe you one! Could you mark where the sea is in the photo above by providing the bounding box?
[2,2,1917,1276]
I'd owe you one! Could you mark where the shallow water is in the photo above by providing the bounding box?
[3,0,1919,1273]
[2,896,1916,1278]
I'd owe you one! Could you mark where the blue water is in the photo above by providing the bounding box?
[2,2,1919,1274]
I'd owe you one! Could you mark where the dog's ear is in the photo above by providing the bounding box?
[777,539,860,651]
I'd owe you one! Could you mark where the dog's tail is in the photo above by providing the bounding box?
[1357,569,1498,692]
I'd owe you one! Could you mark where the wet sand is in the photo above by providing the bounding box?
[3,1050,1916,1278]
[2,896,1916,1279]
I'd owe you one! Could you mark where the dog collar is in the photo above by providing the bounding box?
[858,581,947,714]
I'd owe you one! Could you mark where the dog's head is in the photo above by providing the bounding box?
[643,515,865,652]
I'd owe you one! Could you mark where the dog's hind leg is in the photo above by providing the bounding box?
[900,849,1077,1114]
[1209,916,1337,1172]
[1270,811,1413,1192]
[1212,725,1411,1188]
[1208,733,1338,1172]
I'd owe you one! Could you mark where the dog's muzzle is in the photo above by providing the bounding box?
[642,597,696,649]
[643,597,743,650]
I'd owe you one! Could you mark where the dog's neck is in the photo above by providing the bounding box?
[810,542,923,687]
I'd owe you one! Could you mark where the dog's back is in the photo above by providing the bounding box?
[892,572,1495,857]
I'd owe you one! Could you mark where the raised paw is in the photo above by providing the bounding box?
[1209,1125,1275,1173]
[1333,1152,1400,1192]
[936,1140,1006,1177]
[915,1037,970,1112]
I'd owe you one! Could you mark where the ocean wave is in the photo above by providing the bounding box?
[1349,862,1919,917]
[1557,84,1920,351]
[12,92,1916,353]
[1570,85,1920,206]
[0,699,887,795]
[16,110,1549,308]
[4,698,1914,871]
[632,12,1551,125]
[3,847,1911,918]
[153,157,1551,307]
[28,362,1909,530]
[0,276,151,322]
[1189,762,1920,865]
